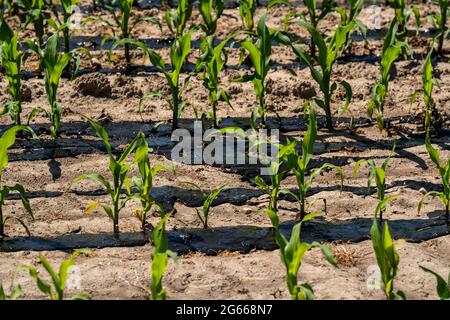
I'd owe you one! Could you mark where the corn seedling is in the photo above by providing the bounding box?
[291,21,354,129]
[290,106,343,220]
[254,137,297,212]
[234,13,290,128]
[197,2,233,127]
[0,283,22,300]
[420,47,444,133]
[40,33,71,138]
[151,212,176,300]
[428,0,449,55]
[165,0,194,37]
[370,211,405,300]
[22,249,91,300]
[389,0,420,38]
[199,0,224,36]
[181,181,226,229]
[420,266,450,300]
[196,35,235,128]
[87,0,160,63]
[266,210,336,300]
[19,0,46,48]
[368,22,407,130]
[71,117,140,233]
[0,270,23,300]
[239,0,256,31]
[336,0,367,53]
[239,0,291,32]
[59,0,78,54]
[0,126,35,239]
[129,133,175,231]
[418,136,449,223]
[354,145,396,223]
[0,20,23,125]
[284,0,335,58]
[114,32,192,130]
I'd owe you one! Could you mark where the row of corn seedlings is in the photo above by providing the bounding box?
[1,1,448,133]
[254,106,449,300]
[0,117,449,300]
[0,101,447,243]
[0,209,449,300]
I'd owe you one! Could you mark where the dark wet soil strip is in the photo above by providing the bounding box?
[2,218,448,253]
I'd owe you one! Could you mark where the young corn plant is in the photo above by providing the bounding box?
[291,21,354,130]
[239,0,256,31]
[370,209,405,300]
[199,0,224,36]
[114,32,192,130]
[239,0,291,32]
[116,0,133,63]
[418,137,449,223]
[420,47,444,133]
[87,0,160,63]
[284,0,335,59]
[428,0,449,55]
[181,182,226,229]
[196,36,234,128]
[388,0,420,40]
[22,250,91,300]
[289,106,343,221]
[59,0,78,54]
[40,33,71,138]
[0,21,23,125]
[129,133,175,231]
[0,270,23,300]
[420,266,450,300]
[165,0,194,37]
[254,139,297,212]
[266,210,336,300]
[19,0,46,48]
[0,282,22,300]
[336,0,367,53]
[151,212,176,300]
[368,22,407,130]
[234,13,290,128]
[71,117,140,233]
[354,145,396,223]
[0,126,35,239]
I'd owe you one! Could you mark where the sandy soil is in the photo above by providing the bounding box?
[0,1,449,300]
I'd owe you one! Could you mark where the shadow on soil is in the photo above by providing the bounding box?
[1,217,448,254]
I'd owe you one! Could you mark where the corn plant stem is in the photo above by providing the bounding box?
[259,92,266,126]
[15,106,21,125]
[172,90,179,131]
[63,29,70,53]
[379,207,385,224]
[310,18,317,60]
[34,17,44,48]
[446,201,449,223]
[0,205,4,238]
[270,187,279,212]
[438,21,447,54]
[212,101,218,129]
[113,202,119,233]
[298,172,306,220]
[300,194,306,221]
[324,99,333,130]
[310,35,316,60]
[50,102,59,138]
[113,175,120,233]
[287,275,297,299]
[122,22,131,64]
